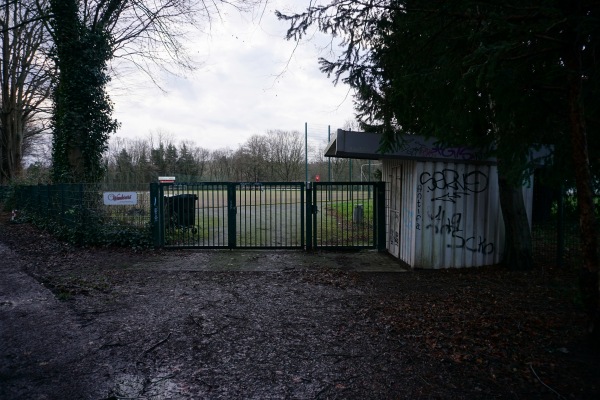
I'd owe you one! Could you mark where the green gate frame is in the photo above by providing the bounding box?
[151,181,385,251]
[306,181,386,251]
[151,182,305,249]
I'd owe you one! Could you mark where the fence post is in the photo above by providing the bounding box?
[227,183,237,248]
[376,181,386,252]
[300,182,305,249]
[306,182,313,251]
[150,183,164,248]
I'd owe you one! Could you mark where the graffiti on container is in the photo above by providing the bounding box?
[419,169,489,203]
[425,206,494,254]
[397,139,482,161]
[454,235,495,255]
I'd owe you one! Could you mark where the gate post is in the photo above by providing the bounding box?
[227,184,237,248]
[376,181,386,252]
[305,182,313,251]
[150,183,164,248]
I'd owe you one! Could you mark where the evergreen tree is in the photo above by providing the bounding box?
[279,0,600,341]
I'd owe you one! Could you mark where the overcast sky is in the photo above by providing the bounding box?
[107,1,356,152]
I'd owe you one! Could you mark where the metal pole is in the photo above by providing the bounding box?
[328,125,332,202]
[368,160,372,198]
[328,125,331,182]
[305,122,308,183]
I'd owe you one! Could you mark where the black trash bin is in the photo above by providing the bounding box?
[165,194,198,232]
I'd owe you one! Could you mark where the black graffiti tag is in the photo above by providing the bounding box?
[425,206,495,255]
[425,206,462,235]
[419,169,489,203]
[450,235,495,254]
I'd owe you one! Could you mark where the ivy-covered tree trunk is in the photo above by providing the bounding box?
[50,0,118,183]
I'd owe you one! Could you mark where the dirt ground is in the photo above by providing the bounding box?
[0,214,599,400]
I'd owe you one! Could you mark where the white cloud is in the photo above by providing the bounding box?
[108,0,355,151]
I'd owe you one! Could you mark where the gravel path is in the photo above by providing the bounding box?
[1,219,598,399]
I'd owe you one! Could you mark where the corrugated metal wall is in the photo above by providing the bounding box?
[384,159,535,269]
[383,160,416,265]
[413,162,503,268]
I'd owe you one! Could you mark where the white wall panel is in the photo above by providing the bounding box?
[382,159,534,269]
[413,162,503,269]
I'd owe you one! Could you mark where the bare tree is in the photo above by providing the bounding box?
[0,0,53,183]
[2,0,267,183]
[192,144,210,179]
[238,134,269,181]
[209,148,234,181]
[266,129,303,181]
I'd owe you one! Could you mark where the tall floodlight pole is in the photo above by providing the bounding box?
[305,122,308,182]
[328,126,331,182]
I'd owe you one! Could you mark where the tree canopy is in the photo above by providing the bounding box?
[278,0,600,341]
[1,0,267,183]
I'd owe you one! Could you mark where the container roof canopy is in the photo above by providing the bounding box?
[325,130,497,164]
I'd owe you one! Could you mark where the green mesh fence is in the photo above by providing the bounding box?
[6,183,151,246]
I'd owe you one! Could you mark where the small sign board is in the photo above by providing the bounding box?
[103,192,138,206]
[159,176,176,183]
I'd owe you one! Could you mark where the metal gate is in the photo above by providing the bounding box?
[150,182,305,249]
[306,182,386,250]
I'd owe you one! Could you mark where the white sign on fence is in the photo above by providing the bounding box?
[103,192,138,206]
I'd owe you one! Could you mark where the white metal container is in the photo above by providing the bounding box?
[383,159,533,269]
[325,130,539,269]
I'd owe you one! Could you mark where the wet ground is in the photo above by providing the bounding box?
[1,218,599,399]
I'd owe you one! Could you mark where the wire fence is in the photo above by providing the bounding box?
[0,182,592,267]
[530,186,590,269]
[4,183,152,246]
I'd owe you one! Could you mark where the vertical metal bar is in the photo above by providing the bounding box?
[256,184,259,247]
[377,181,386,252]
[370,182,375,247]
[305,122,308,183]
[300,182,305,248]
[288,184,291,247]
[150,183,160,247]
[314,183,319,249]
[318,183,323,248]
[278,184,282,246]
[218,184,223,246]
[328,126,331,184]
[210,185,213,246]
[228,183,237,248]
[306,182,312,250]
